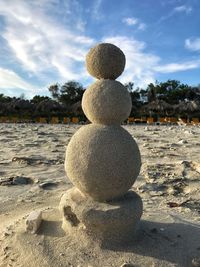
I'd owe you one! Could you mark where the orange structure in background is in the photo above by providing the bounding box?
[0,115,199,125]
[127,117,134,124]
[0,116,8,122]
[147,117,154,124]
[165,117,178,124]
[10,117,19,123]
[51,117,59,124]
[141,117,147,123]
[158,117,166,124]
[36,117,47,123]
[63,117,70,124]
[71,117,79,124]
[134,118,141,123]
[177,118,187,125]
[191,118,199,125]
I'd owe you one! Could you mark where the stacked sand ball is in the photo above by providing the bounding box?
[60,43,143,245]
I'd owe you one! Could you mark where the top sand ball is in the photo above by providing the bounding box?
[86,43,126,80]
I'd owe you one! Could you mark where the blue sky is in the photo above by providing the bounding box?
[0,0,200,98]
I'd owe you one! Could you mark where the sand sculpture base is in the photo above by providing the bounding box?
[59,187,143,246]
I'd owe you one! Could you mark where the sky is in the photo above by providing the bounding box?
[0,0,200,98]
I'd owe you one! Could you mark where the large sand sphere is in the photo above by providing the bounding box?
[65,124,141,201]
[86,43,125,80]
[82,80,132,125]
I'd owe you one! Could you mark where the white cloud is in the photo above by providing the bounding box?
[102,36,160,88]
[154,60,200,73]
[122,17,146,31]
[92,0,103,18]
[185,38,200,52]
[159,4,192,23]
[0,0,199,95]
[122,17,138,26]
[0,67,37,92]
[174,5,192,14]
[0,0,94,81]
[102,36,200,87]
[138,23,146,31]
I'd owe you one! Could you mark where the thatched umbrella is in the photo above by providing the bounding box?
[70,101,83,115]
[142,100,173,116]
[175,100,200,119]
[8,99,33,116]
[0,102,6,115]
[35,99,64,117]
[177,100,199,112]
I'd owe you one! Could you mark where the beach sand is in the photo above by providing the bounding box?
[0,123,199,267]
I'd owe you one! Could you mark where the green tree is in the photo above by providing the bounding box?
[147,83,157,102]
[124,83,144,116]
[48,83,60,99]
[146,80,199,105]
[60,81,84,106]
[31,95,51,104]
[48,81,85,107]
[0,94,12,103]
[124,82,134,92]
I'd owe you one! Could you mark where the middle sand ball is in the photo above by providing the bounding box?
[82,80,132,125]
[65,124,141,201]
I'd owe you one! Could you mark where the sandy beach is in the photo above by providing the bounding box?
[0,123,199,267]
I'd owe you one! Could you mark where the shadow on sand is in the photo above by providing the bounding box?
[102,219,200,267]
[38,220,65,237]
[37,213,200,267]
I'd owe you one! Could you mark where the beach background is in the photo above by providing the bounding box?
[0,1,200,266]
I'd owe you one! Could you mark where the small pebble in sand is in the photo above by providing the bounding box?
[39,181,58,190]
[143,143,148,147]
[3,232,10,237]
[184,130,194,135]
[178,139,188,144]
[26,210,42,234]
[59,253,65,256]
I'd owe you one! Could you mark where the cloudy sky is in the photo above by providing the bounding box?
[0,0,200,98]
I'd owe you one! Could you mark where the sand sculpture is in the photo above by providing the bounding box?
[59,43,143,246]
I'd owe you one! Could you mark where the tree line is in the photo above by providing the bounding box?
[0,79,200,122]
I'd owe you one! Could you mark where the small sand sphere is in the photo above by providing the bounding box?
[82,80,131,125]
[65,124,141,202]
[86,43,125,80]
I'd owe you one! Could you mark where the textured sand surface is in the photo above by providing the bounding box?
[0,123,199,267]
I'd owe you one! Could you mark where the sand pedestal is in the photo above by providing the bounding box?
[59,187,143,246]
